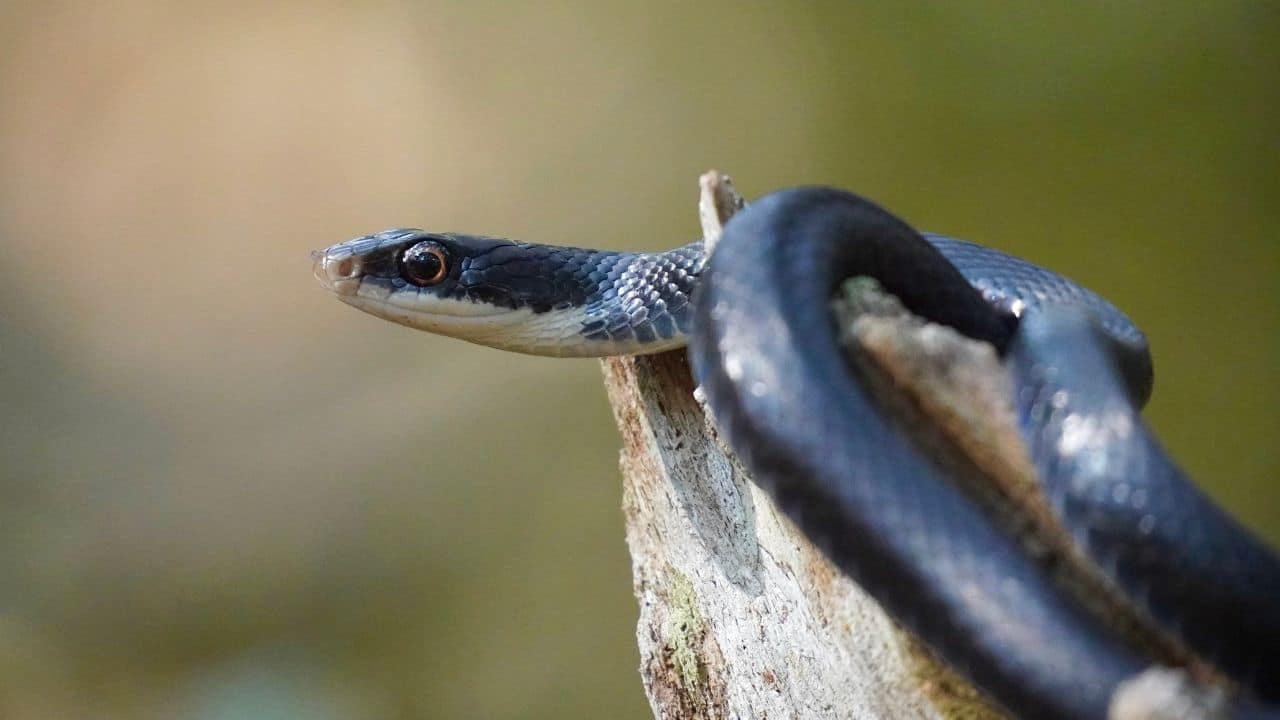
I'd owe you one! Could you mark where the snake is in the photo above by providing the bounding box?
[311,186,1279,719]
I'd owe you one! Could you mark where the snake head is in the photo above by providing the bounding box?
[313,228,481,299]
[311,228,687,356]
[310,228,541,344]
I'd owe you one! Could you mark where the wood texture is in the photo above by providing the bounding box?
[600,349,1002,719]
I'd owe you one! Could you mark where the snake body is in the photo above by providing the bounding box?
[312,187,1279,718]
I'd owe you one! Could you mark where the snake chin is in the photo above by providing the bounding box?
[337,289,524,330]
[328,290,575,356]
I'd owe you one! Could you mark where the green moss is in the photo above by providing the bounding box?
[664,570,706,694]
[902,634,1008,720]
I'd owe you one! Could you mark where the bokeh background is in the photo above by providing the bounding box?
[0,2,1276,718]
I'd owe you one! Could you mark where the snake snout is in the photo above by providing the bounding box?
[311,248,362,297]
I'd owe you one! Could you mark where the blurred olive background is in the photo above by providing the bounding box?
[0,2,1275,719]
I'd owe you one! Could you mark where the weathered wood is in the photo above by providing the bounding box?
[601,350,1002,719]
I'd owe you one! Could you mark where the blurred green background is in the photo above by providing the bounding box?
[0,2,1275,718]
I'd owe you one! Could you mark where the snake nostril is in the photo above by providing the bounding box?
[336,257,355,278]
[312,250,361,297]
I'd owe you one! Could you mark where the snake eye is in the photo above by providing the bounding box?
[399,241,450,286]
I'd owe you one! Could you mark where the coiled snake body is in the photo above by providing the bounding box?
[313,186,1279,718]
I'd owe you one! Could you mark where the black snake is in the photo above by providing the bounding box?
[312,186,1278,719]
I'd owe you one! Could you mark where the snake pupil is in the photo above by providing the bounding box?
[399,241,449,286]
